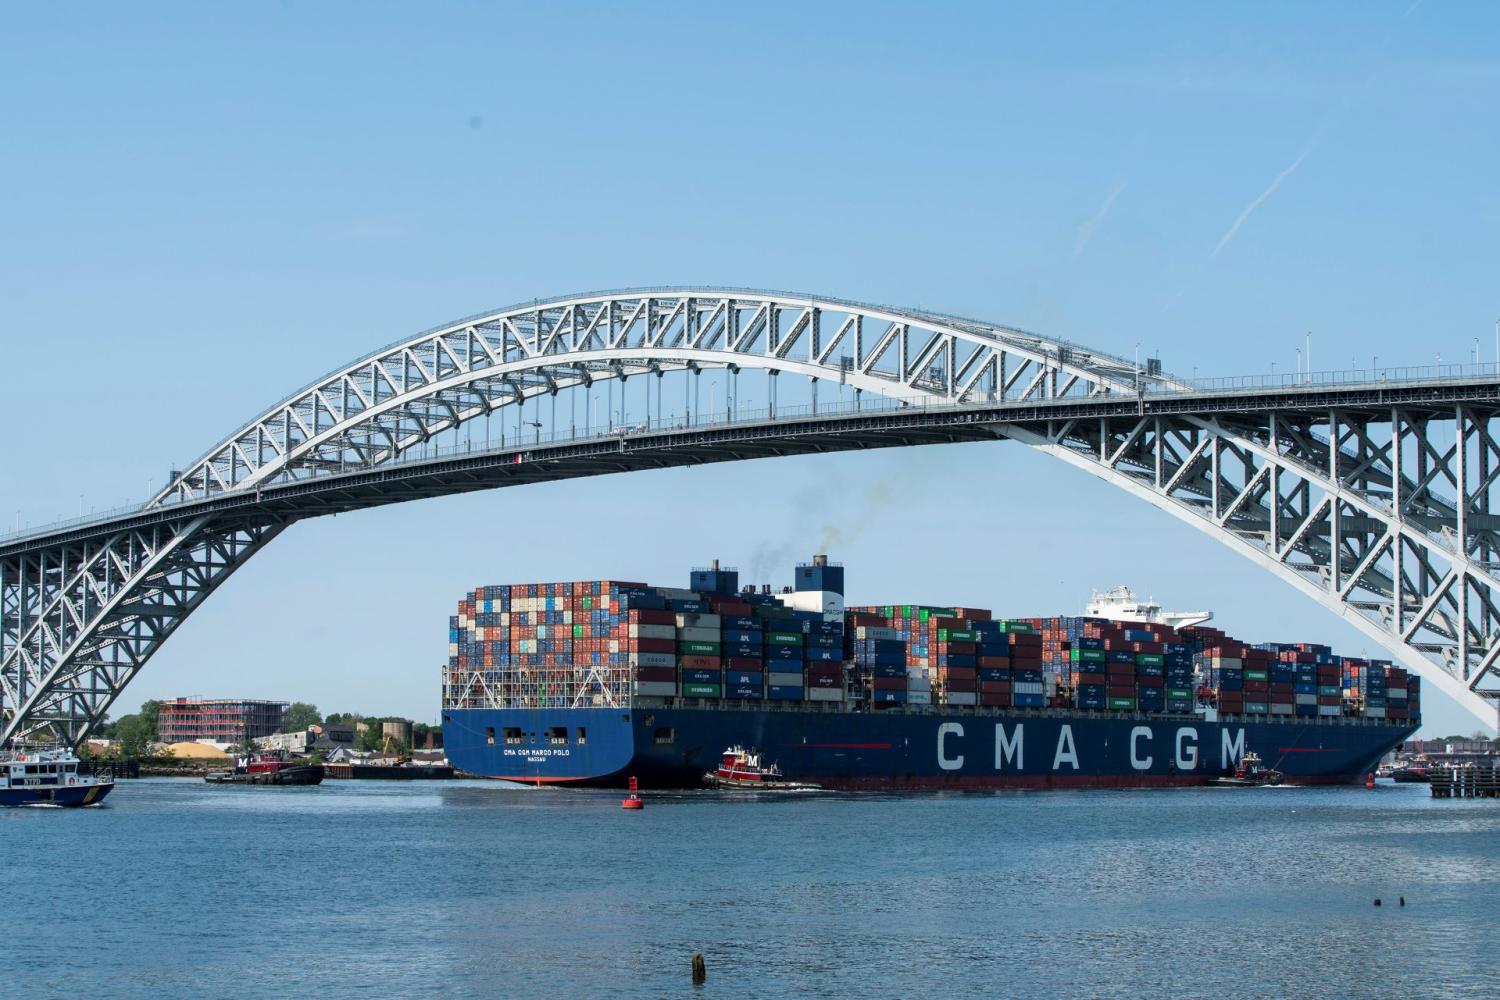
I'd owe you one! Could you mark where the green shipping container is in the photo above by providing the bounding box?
[1135,653,1165,667]
[1000,621,1035,633]
[679,640,721,655]
[766,631,803,646]
[1108,696,1137,710]
[1318,685,1341,697]
[938,628,978,642]
[581,597,592,609]
[1166,687,1192,699]
[682,683,722,698]
[573,624,584,638]
[918,608,929,622]
[1243,702,1270,714]
[1243,669,1269,681]
[1072,648,1106,663]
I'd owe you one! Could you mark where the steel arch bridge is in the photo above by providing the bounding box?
[3,287,1499,745]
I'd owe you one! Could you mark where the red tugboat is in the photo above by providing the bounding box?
[703,746,821,791]
[1209,750,1284,787]
[205,748,324,786]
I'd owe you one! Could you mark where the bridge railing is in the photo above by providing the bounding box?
[1182,360,1500,392]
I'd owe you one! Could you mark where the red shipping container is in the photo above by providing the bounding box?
[679,654,722,670]
[628,608,676,626]
[979,680,1011,694]
[1244,680,1269,692]
[937,667,977,682]
[1107,683,1136,697]
[726,656,765,670]
[943,678,978,692]
[935,641,977,655]
[977,655,1011,668]
[626,637,675,654]
[979,694,1011,707]
[1136,675,1165,688]
[633,667,676,683]
[872,676,905,691]
[1106,663,1135,678]
[1076,672,1107,685]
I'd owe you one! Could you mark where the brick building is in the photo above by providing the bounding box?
[158,698,288,743]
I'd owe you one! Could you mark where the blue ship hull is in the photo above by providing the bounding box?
[0,782,113,806]
[443,706,1414,789]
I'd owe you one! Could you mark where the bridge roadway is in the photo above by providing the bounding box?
[5,373,1498,560]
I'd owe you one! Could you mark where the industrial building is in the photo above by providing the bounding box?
[157,698,288,744]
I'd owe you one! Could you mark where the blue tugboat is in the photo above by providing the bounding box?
[0,747,114,807]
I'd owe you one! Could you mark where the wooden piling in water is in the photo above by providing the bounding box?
[1429,762,1500,798]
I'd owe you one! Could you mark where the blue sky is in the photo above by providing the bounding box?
[3,2,1497,735]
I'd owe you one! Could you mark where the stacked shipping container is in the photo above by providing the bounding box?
[443,566,1420,724]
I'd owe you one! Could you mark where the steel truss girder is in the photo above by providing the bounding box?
[0,517,285,745]
[155,289,1174,506]
[1008,404,1500,727]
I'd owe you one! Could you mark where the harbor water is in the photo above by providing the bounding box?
[4,780,1497,999]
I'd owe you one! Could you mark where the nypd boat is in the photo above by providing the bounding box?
[1,747,114,806]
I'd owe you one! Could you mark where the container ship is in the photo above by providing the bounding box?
[440,557,1419,789]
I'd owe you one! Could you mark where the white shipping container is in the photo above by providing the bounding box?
[1387,688,1408,700]
[1364,707,1388,718]
[676,612,722,629]
[907,690,933,705]
[905,667,930,680]
[768,671,804,687]
[627,623,676,640]
[1013,681,1044,695]
[658,587,699,601]
[1295,694,1317,705]
[907,679,932,693]
[1317,705,1341,716]
[632,681,678,697]
[627,652,677,667]
[943,691,978,706]
[677,626,720,643]
[609,639,620,653]
[808,687,845,702]
[1213,657,1245,668]
[1269,703,1295,715]
[448,643,458,656]
[856,626,901,641]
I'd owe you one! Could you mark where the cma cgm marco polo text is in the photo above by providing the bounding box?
[441,557,1418,789]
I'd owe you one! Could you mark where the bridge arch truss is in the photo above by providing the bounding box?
[1,288,1497,743]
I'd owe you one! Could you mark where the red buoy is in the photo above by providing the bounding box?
[621,775,644,810]
[1365,773,1376,789]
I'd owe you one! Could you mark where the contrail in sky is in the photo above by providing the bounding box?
[1073,179,1126,260]
[1211,140,1317,257]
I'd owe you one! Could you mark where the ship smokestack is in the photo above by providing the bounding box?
[813,553,828,567]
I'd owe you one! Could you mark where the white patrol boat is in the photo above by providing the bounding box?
[1,747,114,807]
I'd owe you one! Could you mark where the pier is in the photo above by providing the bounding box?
[1430,763,1500,799]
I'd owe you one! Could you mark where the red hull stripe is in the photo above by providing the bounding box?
[809,773,1365,790]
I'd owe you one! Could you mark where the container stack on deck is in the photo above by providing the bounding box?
[443,560,1420,725]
